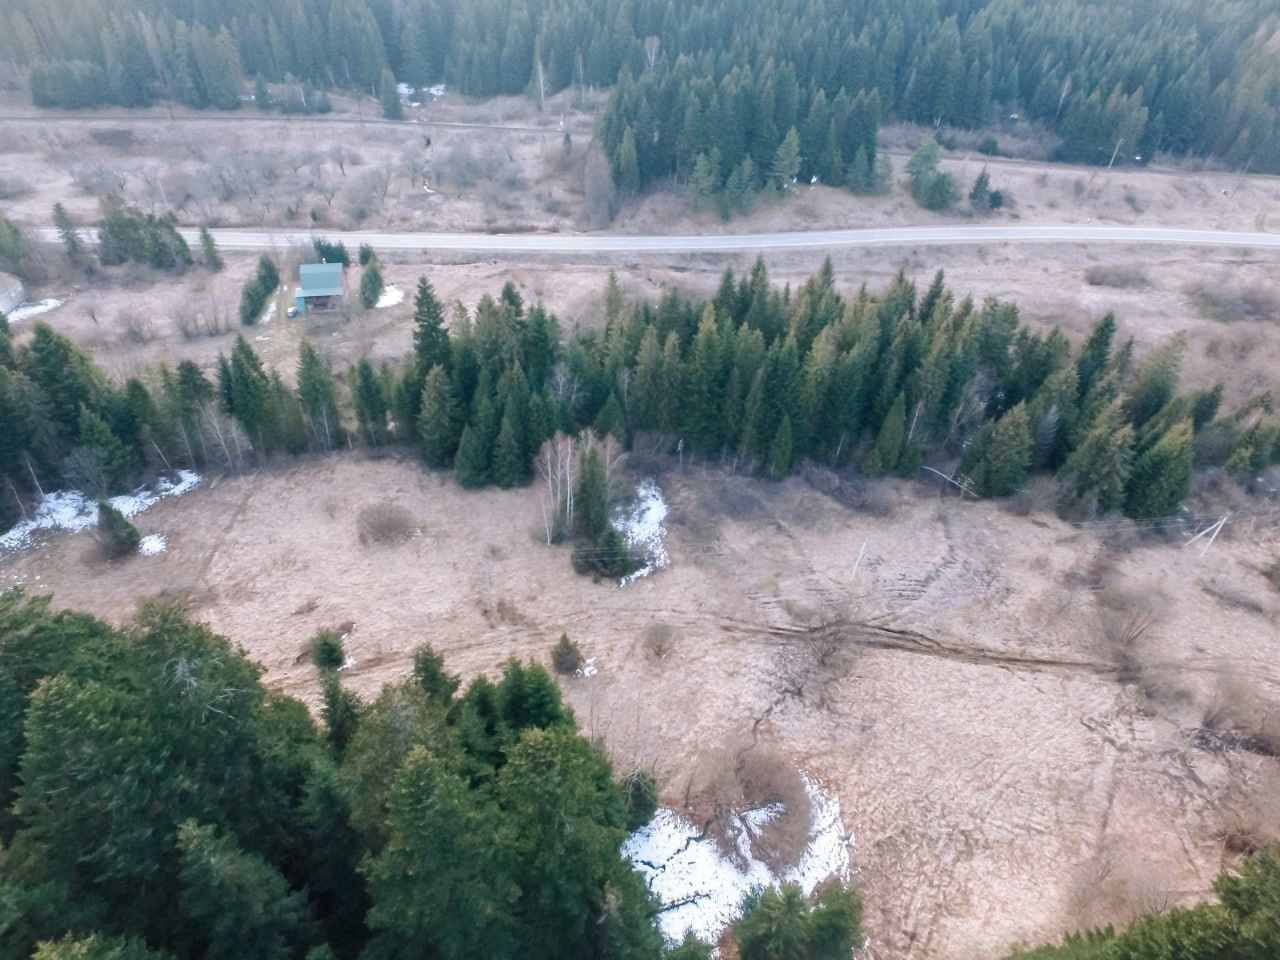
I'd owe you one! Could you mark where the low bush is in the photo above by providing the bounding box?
[357,502,416,545]
[96,501,140,559]
[550,633,584,674]
[311,629,345,671]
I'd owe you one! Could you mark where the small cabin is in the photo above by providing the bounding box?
[296,263,347,314]
[0,272,24,315]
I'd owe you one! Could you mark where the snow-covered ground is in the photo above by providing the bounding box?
[138,534,167,556]
[575,657,598,678]
[0,471,202,553]
[622,777,854,945]
[613,479,669,586]
[7,298,64,324]
[375,284,404,309]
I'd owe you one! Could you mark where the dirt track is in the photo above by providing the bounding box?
[4,455,1277,959]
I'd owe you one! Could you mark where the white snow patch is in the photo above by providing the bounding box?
[396,82,414,99]
[7,298,64,324]
[426,84,446,99]
[262,300,277,324]
[337,655,357,672]
[375,284,404,309]
[0,471,202,553]
[613,479,668,585]
[575,657,597,678]
[138,534,167,556]
[622,777,853,945]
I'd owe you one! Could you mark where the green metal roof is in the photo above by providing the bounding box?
[299,262,345,298]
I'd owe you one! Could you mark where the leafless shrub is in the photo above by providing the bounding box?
[89,128,137,151]
[436,141,478,188]
[642,622,677,660]
[1201,674,1280,758]
[356,502,418,546]
[800,462,896,516]
[1005,474,1066,516]
[119,311,158,345]
[1095,580,1164,686]
[0,175,32,199]
[1085,265,1150,289]
[582,144,617,228]
[176,302,234,340]
[1187,281,1280,325]
[1264,559,1280,593]
[1068,841,1177,930]
[684,739,813,872]
[1219,766,1280,854]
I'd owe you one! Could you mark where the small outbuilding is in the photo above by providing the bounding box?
[296,263,347,314]
[0,272,25,315]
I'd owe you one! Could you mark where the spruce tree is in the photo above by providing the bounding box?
[615,127,640,197]
[77,406,135,494]
[594,392,627,445]
[574,447,608,542]
[771,128,802,192]
[199,227,223,272]
[965,402,1034,498]
[1062,399,1134,512]
[769,414,795,478]
[360,260,384,309]
[864,392,906,476]
[379,68,403,120]
[351,358,388,445]
[418,366,460,468]
[1124,419,1194,519]
[297,341,342,450]
[96,501,141,559]
[453,424,489,488]
[491,401,527,488]
[177,820,312,960]
[969,167,992,209]
[53,203,85,266]
[412,277,449,377]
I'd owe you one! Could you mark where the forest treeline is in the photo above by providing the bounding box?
[2,0,1278,176]
[3,261,1279,539]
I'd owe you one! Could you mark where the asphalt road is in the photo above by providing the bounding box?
[41,224,1280,256]
[182,225,1280,254]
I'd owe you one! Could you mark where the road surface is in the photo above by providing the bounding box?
[46,224,1278,255]
[183,225,1280,256]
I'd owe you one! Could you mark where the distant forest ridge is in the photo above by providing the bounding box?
[1,0,1278,174]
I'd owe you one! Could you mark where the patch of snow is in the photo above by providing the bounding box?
[575,657,597,678]
[262,300,277,324]
[613,479,669,586]
[426,84,446,99]
[375,284,404,309]
[396,82,414,99]
[138,534,167,556]
[0,471,202,553]
[254,335,270,341]
[622,777,853,945]
[337,655,357,672]
[7,298,64,324]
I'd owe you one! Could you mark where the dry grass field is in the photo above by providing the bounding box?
[2,456,1278,959]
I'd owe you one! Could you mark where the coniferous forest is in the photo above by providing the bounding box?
[3,263,1279,538]
[2,0,1279,183]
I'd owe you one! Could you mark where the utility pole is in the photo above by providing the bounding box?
[1107,137,1124,170]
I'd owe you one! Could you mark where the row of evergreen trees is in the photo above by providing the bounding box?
[3,0,1277,173]
[3,261,1279,535]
